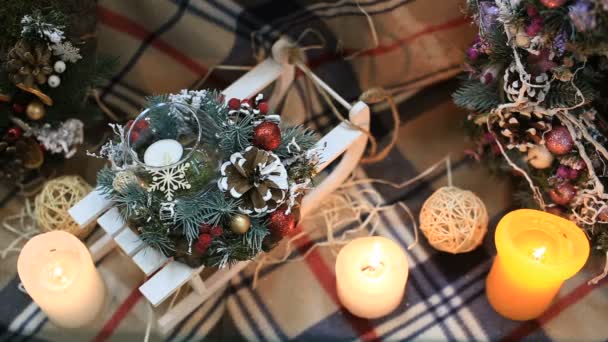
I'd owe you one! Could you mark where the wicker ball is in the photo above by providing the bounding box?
[35,176,94,239]
[419,186,488,254]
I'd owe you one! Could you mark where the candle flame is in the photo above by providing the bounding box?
[532,246,547,261]
[369,242,382,269]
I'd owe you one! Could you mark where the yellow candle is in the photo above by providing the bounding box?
[17,231,106,328]
[486,209,589,321]
[335,236,409,318]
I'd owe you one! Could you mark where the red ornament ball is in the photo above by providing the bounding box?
[6,127,22,142]
[539,0,567,8]
[12,103,25,114]
[549,182,577,206]
[195,233,213,253]
[545,126,573,155]
[268,206,296,237]
[253,122,281,151]
[258,102,269,114]
[228,98,241,110]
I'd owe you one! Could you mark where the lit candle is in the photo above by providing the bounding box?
[143,139,183,167]
[335,236,409,318]
[17,231,106,328]
[486,209,589,321]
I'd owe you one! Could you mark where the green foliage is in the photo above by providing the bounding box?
[174,194,209,243]
[114,183,148,219]
[453,80,501,113]
[543,66,600,108]
[218,115,254,157]
[486,26,512,66]
[276,125,318,160]
[0,0,61,51]
[205,217,269,268]
[97,167,116,197]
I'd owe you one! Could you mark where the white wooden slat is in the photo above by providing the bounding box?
[222,59,283,100]
[89,234,117,263]
[68,188,112,227]
[139,262,203,306]
[114,228,144,256]
[132,247,168,276]
[300,101,370,217]
[157,261,249,335]
[96,207,126,236]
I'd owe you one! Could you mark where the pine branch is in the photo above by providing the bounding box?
[543,69,599,108]
[453,80,501,112]
[97,166,116,198]
[276,125,318,160]
[486,26,512,65]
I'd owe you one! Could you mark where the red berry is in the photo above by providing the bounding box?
[549,182,577,206]
[6,127,21,142]
[210,226,223,237]
[199,223,212,234]
[134,119,149,131]
[194,234,213,253]
[228,98,241,110]
[12,103,25,114]
[258,102,269,114]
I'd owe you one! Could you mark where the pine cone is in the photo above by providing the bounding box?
[503,63,550,104]
[6,40,53,87]
[498,111,552,152]
[218,146,288,214]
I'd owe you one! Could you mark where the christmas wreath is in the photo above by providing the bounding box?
[454,0,608,252]
[0,1,114,186]
[92,91,320,268]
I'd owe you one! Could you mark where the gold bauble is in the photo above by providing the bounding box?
[26,99,46,120]
[230,214,251,234]
[112,170,139,193]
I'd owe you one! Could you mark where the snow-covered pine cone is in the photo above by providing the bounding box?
[503,63,550,104]
[498,111,552,152]
[218,146,288,214]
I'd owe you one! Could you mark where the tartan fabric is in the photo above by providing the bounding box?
[1,0,607,341]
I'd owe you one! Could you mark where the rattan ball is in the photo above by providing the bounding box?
[419,186,488,254]
[35,175,95,239]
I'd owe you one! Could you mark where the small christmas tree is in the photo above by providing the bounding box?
[454,0,608,252]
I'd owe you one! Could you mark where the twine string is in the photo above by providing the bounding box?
[252,156,453,288]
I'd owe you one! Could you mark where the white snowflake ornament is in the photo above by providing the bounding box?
[148,163,192,201]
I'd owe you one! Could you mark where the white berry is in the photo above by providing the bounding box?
[48,75,61,88]
[526,145,554,169]
[54,60,66,73]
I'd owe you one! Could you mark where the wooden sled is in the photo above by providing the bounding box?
[69,38,370,335]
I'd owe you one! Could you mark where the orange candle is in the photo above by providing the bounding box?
[486,209,589,321]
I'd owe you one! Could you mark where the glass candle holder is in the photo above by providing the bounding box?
[126,102,202,170]
[486,209,589,321]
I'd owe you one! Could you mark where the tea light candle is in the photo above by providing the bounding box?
[17,231,106,328]
[486,209,589,321]
[143,139,183,167]
[335,236,409,318]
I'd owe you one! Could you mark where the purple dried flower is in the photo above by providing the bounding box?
[554,30,567,56]
[569,0,597,32]
[557,165,571,179]
[527,5,539,17]
[467,47,481,61]
[526,17,544,36]
[479,2,499,32]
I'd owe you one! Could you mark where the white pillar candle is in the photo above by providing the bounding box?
[143,139,184,167]
[335,236,409,318]
[17,231,106,328]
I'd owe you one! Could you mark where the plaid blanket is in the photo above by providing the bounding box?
[1,0,607,341]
